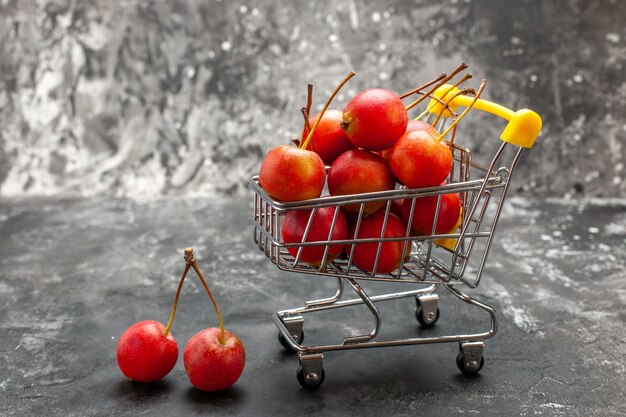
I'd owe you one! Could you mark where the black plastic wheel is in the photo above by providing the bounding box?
[278,331,304,351]
[415,306,440,327]
[297,366,326,390]
[456,351,484,375]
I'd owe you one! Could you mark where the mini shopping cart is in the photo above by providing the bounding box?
[248,81,542,389]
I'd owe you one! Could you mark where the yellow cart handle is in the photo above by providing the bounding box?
[427,84,542,148]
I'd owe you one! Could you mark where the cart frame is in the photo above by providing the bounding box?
[248,82,541,389]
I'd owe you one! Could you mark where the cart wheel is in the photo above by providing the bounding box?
[297,366,325,390]
[456,351,484,375]
[415,305,440,327]
[278,331,304,351]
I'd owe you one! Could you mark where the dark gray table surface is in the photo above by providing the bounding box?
[0,196,624,416]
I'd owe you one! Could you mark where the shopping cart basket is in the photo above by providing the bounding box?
[248,82,542,389]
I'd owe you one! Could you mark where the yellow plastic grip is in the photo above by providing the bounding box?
[427,84,542,148]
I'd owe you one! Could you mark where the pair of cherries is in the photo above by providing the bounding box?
[116,248,245,391]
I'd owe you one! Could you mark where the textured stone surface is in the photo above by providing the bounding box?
[0,197,624,416]
[1,0,625,197]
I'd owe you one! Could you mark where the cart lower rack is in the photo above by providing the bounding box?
[249,82,541,389]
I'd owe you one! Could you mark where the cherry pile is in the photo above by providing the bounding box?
[258,64,483,274]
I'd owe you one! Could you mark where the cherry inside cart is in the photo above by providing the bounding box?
[249,80,542,390]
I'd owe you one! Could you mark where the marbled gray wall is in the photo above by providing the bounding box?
[0,0,624,197]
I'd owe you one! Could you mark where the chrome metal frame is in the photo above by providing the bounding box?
[249,89,528,386]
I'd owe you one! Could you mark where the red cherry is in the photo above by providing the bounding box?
[303,110,356,165]
[348,211,408,274]
[341,89,408,151]
[401,193,461,235]
[370,121,438,160]
[184,328,246,392]
[282,207,348,265]
[405,119,438,136]
[328,149,396,214]
[259,145,326,202]
[116,320,178,383]
[388,130,453,189]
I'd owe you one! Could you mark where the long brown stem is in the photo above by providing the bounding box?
[404,62,468,111]
[185,248,226,345]
[163,249,194,337]
[305,84,313,117]
[435,79,487,143]
[399,72,447,99]
[300,84,314,142]
[300,71,356,150]
[300,108,312,140]
[431,83,474,127]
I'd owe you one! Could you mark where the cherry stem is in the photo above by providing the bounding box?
[306,84,313,116]
[414,73,473,122]
[435,79,487,143]
[427,88,476,144]
[300,84,314,142]
[399,73,447,99]
[428,74,472,126]
[405,62,468,111]
[185,247,226,345]
[163,250,193,337]
[300,71,356,150]
[301,108,312,135]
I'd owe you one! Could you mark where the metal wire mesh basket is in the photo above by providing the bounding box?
[249,74,542,389]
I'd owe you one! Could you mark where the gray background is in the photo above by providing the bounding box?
[1,2,626,416]
[1,0,625,198]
